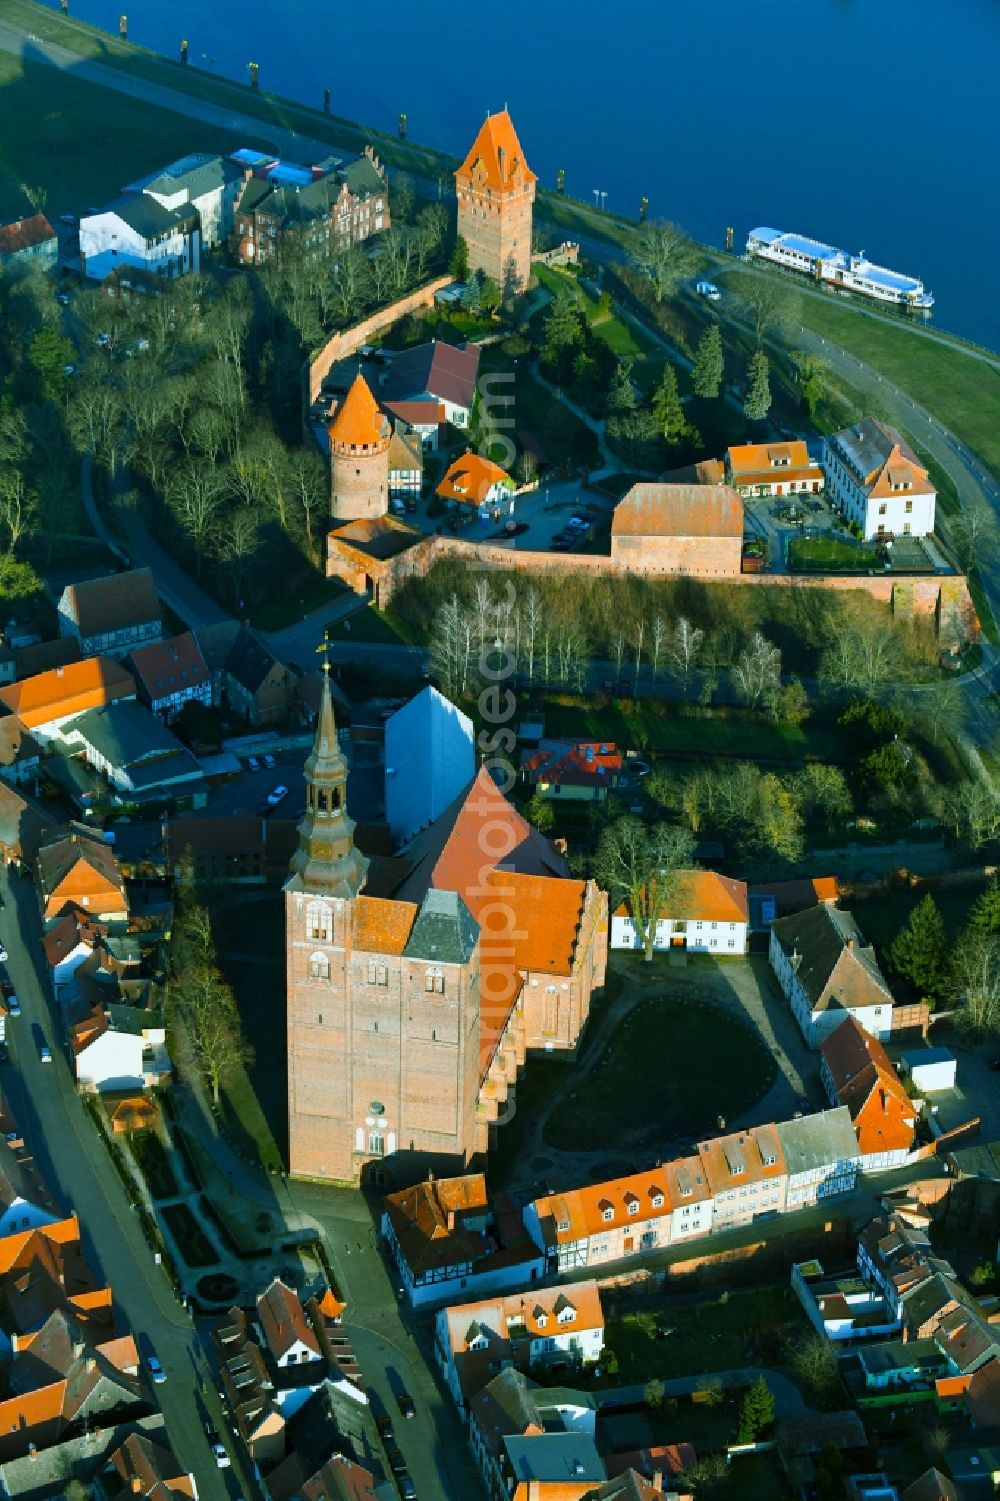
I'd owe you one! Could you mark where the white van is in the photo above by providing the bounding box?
[696,281,722,300]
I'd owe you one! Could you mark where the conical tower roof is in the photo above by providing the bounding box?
[456,110,536,192]
[328,372,387,448]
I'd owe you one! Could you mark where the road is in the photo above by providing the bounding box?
[0,866,248,1499]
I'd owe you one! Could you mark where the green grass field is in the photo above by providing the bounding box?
[516,370,601,467]
[787,534,879,572]
[540,699,852,764]
[0,51,249,219]
[543,993,777,1152]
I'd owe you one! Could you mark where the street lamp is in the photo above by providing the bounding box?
[592,189,600,208]
[599,191,608,212]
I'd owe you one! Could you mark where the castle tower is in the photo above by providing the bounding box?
[455,110,536,299]
[328,371,391,522]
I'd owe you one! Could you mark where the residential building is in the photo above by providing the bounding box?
[286,672,608,1184]
[747,875,840,932]
[256,1277,324,1369]
[44,910,103,997]
[231,148,389,266]
[0,783,54,868]
[776,1107,861,1208]
[469,1368,597,1500]
[822,419,936,540]
[697,1123,788,1230]
[588,1473,689,1501]
[0,717,42,787]
[524,1158,714,1274]
[610,484,744,577]
[195,622,297,728]
[725,440,824,498]
[382,1172,544,1307]
[35,825,129,928]
[857,1215,955,1325]
[168,815,297,886]
[104,1430,198,1501]
[387,427,422,500]
[901,1470,961,1501]
[821,1016,917,1169]
[0,657,136,740]
[521,741,624,803]
[70,1004,170,1094]
[327,371,391,523]
[127,632,212,722]
[0,1135,57,1238]
[60,699,207,806]
[499,1431,604,1498]
[435,1280,604,1411]
[80,196,200,281]
[133,150,242,247]
[769,903,894,1047]
[382,398,445,452]
[437,452,514,516]
[379,340,481,429]
[455,111,536,295]
[384,687,475,848]
[610,869,749,955]
[0,214,58,270]
[57,569,162,659]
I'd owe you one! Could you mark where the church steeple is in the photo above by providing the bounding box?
[288,662,368,898]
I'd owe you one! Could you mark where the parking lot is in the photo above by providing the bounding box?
[743,489,839,574]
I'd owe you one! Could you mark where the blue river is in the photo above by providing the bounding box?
[38,0,1000,348]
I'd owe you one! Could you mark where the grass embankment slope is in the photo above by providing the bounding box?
[0,0,635,249]
[0,49,248,218]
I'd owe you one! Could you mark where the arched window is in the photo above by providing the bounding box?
[309,952,330,981]
[424,967,445,995]
[307,901,331,942]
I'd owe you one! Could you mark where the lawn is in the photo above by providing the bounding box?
[539,699,852,765]
[325,603,417,647]
[542,990,777,1153]
[128,1130,178,1200]
[246,576,351,633]
[516,369,601,468]
[0,51,247,219]
[787,534,879,572]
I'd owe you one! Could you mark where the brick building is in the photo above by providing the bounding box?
[328,371,391,522]
[611,483,745,576]
[455,111,536,297]
[285,670,607,1185]
[231,148,389,266]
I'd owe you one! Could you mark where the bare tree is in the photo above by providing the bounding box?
[734,631,781,709]
[633,621,645,699]
[555,621,588,691]
[737,276,797,345]
[954,935,1000,1037]
[819,625,903,697]
[650,614,667,681]
[0,470,37,552]
[218,506,262,608]
[612,631,626,686]
[593,816,695,962]
[668,616,704,695]
[166,462,225,573]
[520,588,542,685]
[286,448,328,562]
[951,502,994,573]
[630,220,700,304]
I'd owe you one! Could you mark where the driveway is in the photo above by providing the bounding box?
[0,868,246,1496]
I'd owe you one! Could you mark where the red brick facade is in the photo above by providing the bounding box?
[455,112,535,297]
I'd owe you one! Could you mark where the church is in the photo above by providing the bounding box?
[285,670,608,1184]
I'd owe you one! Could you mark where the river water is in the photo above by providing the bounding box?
[39,0,1000,348]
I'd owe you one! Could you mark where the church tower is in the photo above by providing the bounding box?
[328,371,391,523]
[455,110,536,298]
[285,666,369,1180]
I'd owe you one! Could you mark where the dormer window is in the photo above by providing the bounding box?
[624,1194,639,1216]
[598,1199,613,1223]
[535,1312,547,1329]
[651,1193,664,1209]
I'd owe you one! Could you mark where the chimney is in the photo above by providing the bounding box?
[447,1210,455,1232]
[497,146,506,181]
[651,1473,663,1494]
[27,1443,37,1462]
[73,1339,86,1359]
[131,1476,143,1494]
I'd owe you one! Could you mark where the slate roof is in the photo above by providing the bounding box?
[194,622,286,695]
[502,1431,604,1486]
[60,568,160,640]
[381,339,481,412]
[63,700,202,788]
[128,632,210,702]
[775,1107,860,1175]
[771,903,892,1013]
[100,194,199,240]
[141,151,236,201]
[403,887,479,964]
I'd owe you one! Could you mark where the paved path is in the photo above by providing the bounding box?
[0,867,250,1495]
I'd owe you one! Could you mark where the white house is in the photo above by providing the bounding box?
[71,1006,170,1094]
[127,633,212,723]
[436,1281,604,1412]
[610,869,749,955]
[256,1277,324,1368]
[769,902,894,1047]
[385,688,474,849]
[132,152,241,249]
[776,1107,861,1210]
[822,419,936,541]
[901,1048,957,1094]
[80,195,201,282]
[43,911,99,999]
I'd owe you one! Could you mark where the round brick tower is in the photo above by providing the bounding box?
[328,371,391,522]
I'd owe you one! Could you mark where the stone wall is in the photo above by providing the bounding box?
[611,531,744,578]
[306,276,454,404]
[325,527,979,637]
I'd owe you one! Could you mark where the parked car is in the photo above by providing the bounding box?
[0,945,7,962]
[55,291,71,305]
[696,280,721,300]
[31,1024,51,1063]
[95,332,111,347]
[59,214,77,226]
[267,785,289,807]
[204,1422,230,1468]
[396,1391,415,1419]
[145,1352,166,1384]
[374,1410,393,1442]
[0,1043,8,1065]
[7,996,20,1018]
[398,1475,417,1501]
[262,753,276,771]
[246,755,260,772]
[989,1057,1000,1072]
[385,1445,405,1474]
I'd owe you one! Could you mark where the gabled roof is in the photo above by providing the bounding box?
[697,1123,787,1194]
[0,213,56,255]
[488,870,587,974]
[727,440,823,485]
[456,111,536,193]
[257,1276,322,1362]
[328,372,389,448]
[828,418,932,498]
[0,781,55,862]
[350,895,417,955]
[522,740,624,790]
[387,427,423,471]
[437,450,513,506]
[128,632,210,701]
[535,1165,676,1246]
[442,1280,604,1353]
[902,1469,961,1501]
[96,194,199,240]
[381,339,481,412]
[612,868,748,925]
[63,700,199,783]
[771,903,892,1013]
[0,714,43,768]
[821,1015,895,1093]
[301,1454,377,1501]
[60,568,160,638]
[612,483,744,539]
[0,656,135,729]
[36,826,127,907]
[385,1173,489,1277]
[108,1431,195,1498]
[775,1107,860,1176]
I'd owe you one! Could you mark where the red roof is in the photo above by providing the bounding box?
[328,372,388,449]
[456,111,536,193]
[0,214,56,255]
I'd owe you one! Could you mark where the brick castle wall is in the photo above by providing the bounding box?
[306,277,453,404]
